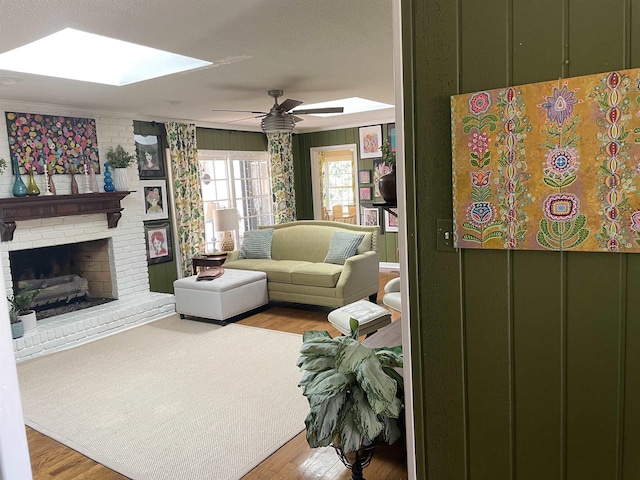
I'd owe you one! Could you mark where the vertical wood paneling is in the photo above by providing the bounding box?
[512,251,562,480]
[568,0,626,76]
[463,250,511,479]
[565,253,620,479]
[623,254,640,478]
[460,1,511,478]
[512,0,565,84]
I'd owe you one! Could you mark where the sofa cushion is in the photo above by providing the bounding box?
[356,232,372,254]
[324,231,365,265]
[239,228,274,259]
[225,259,311,283]
[291,263,343,288]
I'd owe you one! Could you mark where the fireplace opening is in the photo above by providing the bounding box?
[9,239,116,320]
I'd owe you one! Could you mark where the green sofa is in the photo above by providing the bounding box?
[223,221,380,307]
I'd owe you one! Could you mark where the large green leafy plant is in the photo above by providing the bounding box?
[297,318,404,453]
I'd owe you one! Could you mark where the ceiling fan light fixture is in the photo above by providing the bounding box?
[261,112,295,133]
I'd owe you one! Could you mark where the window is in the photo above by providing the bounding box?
[199,150,273,252]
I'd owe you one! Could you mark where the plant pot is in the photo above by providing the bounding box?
[378,167,396,203]
[19,310,37,332]
[11,321,24,339]
[112,168,129,191]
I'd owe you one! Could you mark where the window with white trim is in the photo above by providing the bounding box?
[199,150,273,252]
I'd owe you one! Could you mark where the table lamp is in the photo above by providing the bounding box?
[212,207,238,252]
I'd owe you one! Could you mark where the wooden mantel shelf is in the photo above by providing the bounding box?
[0,191,132,242]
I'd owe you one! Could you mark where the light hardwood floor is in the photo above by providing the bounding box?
[26,272,407,480]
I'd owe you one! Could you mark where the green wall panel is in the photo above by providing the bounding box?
[404,0,640,479]
[513,251,562,480]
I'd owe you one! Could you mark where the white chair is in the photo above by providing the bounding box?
[382,277,401,312]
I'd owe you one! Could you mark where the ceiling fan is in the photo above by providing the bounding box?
[212,90,344,133]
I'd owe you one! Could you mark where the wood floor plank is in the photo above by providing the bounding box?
[26,271,406,479]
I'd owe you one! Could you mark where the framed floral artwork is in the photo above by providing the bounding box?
[359,186,372,201]
[135,135,165,178]
[358,170,372,184]
[359,125,383,159]
[360,206,379,227]
[385,208,398,232]
[141,180,169,221]
[145,221,173,265]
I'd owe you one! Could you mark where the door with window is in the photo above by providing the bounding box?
[310,145,359,224]
[199,150,273,253]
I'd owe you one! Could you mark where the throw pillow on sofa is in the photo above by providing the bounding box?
[239,228,274,259]
[324,231,365,265]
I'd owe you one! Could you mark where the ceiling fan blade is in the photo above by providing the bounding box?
[278,98,303,112]
[292,107,344,115]
[225,114,266,124]
[211,109,267,115]
[292,116,304,122]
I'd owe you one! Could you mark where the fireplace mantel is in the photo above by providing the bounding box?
[0,192,132,242]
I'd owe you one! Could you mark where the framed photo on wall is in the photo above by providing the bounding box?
[141,180,169,221]
[145,221,173,265]
[358,170,372,184]
[385,208,398,232]
[360,206,379,227]
[135,134,165,178]
[359,186,372,201]
[359,125,383,159]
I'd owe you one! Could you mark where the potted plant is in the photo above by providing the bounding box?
[378,139,397,203]
[297,318,404,479]
[9,305,23,339]
[10,287,41,333]
[106,145,135,191]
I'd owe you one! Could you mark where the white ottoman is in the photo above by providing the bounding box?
[173,269,268,323]
[328,300,392,336]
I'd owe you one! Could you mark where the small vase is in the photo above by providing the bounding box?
[27,168,40,196]
[378,166,397,203]
[103,163,115,192]
[11,321,24,339]
[19,311,37,332]
[112,168,129,191]
[89,164,100,193]
[70,171,79,195]
[11,155,27,197]
[47,172,57,195]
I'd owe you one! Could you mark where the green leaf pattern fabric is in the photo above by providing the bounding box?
[267,132,296,224]
[165,122,205,277]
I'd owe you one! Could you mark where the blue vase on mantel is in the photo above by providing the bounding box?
[103,163,115,192]
[12,155,27,197]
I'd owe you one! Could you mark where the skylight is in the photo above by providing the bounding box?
[0,28,212,86]
[292,97,393,117]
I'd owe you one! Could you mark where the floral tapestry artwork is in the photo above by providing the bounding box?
[451,68,640,253]
[5,112,100,174]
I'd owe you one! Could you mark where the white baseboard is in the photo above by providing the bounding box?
[379,262,400,272]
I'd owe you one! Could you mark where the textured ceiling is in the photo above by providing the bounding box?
[0,0,395,133]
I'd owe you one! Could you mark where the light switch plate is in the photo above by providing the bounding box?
[437,219,456,252]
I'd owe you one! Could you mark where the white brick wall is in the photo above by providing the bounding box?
[0,101,176,359]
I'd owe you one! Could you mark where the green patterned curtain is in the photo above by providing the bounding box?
[267,132,296,223]
[165,122,204,277]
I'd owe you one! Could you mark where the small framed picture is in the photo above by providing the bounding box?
[360,206,379,227]
[141,180,169,221]
[385,208,398,232]
[358,170,372,184]
[387,123,396,152]
[359,125,383,159]
[359,187,372,201]
[145,221,173,265]
[135,135,165,178]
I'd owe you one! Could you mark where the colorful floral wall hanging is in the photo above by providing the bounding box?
[5,112,100,175]
[451,68,640,253]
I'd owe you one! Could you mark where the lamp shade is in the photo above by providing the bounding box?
[212,207,238,232]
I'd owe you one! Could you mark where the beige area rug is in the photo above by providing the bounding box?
[17,315,309,480]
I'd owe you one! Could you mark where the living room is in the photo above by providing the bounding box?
[0,1,411,479]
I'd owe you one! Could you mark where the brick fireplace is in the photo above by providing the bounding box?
[0,107,175,360]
